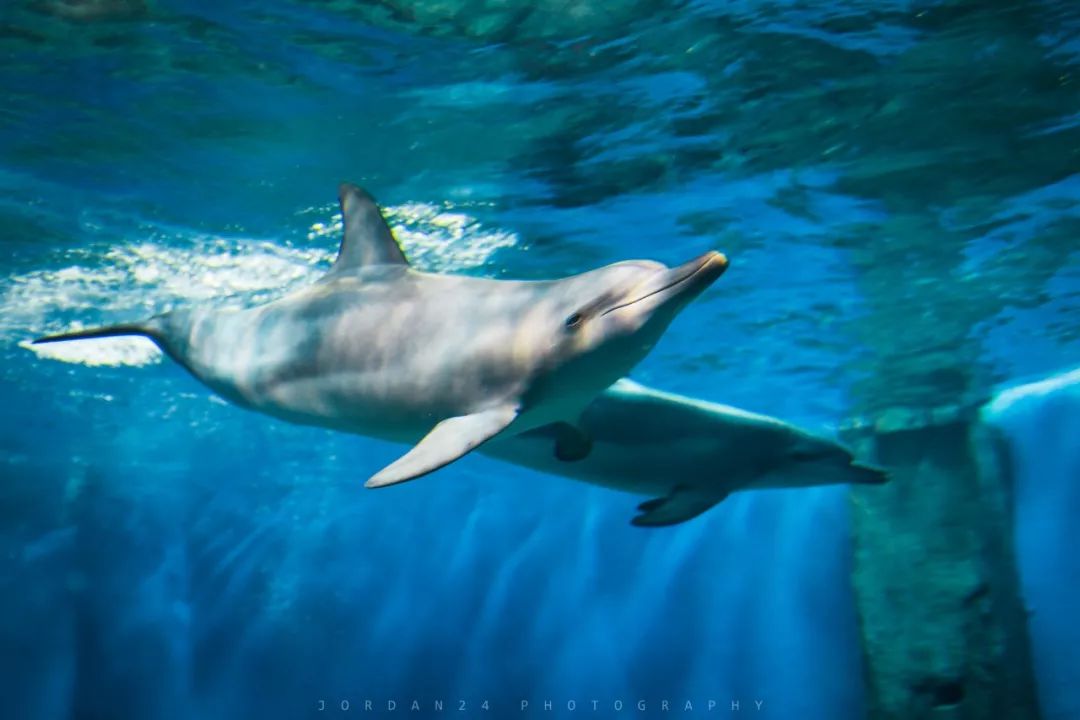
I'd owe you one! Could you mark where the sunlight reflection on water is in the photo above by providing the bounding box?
[8,202,519,367]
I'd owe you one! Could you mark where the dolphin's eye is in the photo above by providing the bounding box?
[564,312,584,331]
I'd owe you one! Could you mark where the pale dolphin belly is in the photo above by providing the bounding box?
[483,430,723,497]
[483,381,773,496]
[483,380,886,526]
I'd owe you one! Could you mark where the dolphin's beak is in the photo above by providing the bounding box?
[668,250,729,291]
[604,251,728,317]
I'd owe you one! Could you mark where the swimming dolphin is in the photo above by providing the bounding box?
[33,184,728,487]
[482,379,888,526]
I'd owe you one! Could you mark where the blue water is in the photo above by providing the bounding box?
[1,1,1078,719]
[986,371,1080,720]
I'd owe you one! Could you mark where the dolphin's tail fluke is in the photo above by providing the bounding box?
[33,321,159,345]
[848,461,889,485]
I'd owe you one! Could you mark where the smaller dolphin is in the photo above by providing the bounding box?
[482,379,888,526]
[33,184,728,488]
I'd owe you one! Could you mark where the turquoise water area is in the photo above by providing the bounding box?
[1,1,1078,719]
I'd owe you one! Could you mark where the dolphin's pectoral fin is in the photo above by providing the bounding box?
[631,487,725,527]
[552,422,593,462]
[330,183,410,273]
[365,405,519,488]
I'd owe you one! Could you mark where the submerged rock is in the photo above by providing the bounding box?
[843,409,1039,720]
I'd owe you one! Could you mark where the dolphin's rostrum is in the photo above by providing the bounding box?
[34,184,728,488]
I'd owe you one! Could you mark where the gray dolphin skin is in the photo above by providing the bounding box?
[33,184,728,488]
[482,379,888,526]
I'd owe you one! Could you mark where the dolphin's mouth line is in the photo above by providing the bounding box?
[600,254,720,317]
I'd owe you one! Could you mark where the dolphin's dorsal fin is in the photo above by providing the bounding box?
[331,183,409,272]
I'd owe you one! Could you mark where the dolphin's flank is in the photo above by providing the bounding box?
[32,183,728,489]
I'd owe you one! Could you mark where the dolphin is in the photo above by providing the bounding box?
[482,379,888,526]
[33,183,728,488]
